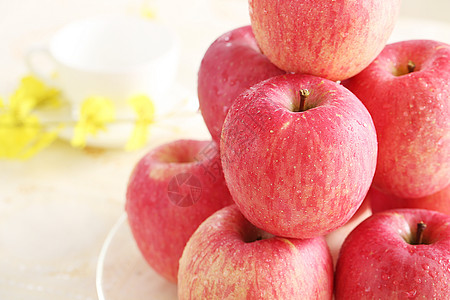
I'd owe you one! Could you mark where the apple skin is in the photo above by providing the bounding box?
[335,209,450,299]
[198,25,284,143]
[126,139,234,282]
[249,0,401,81]
[220,74,377,239]
[178,205,333,299]
[343,40,450,199]
[369,185,450,215]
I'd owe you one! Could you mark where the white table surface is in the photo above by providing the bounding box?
[0,1,449,299]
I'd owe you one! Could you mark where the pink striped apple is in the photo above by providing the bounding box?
[126,139,233,282]
[249,0,401,81]
[198,25,284,143]
[343,40,450,199]
[335,209,450,299]
[220,74,377,239]
[178,205,333,299]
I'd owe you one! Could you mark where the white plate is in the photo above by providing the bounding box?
[96,214,178,300]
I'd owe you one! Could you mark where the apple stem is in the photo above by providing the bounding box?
[407,61,416,73]
[415,221,427,245]
[294,89,310,112]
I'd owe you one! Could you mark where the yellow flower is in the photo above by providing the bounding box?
[71,96,116,148]
[126,94,155,151]
[10,75,61,118]
[1,75,161,157]
[0,109,60,160]
[0,76,62,160]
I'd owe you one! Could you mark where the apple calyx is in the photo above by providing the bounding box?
[407,61,416,73]
[294,89,310,112]
[413,221,427,245]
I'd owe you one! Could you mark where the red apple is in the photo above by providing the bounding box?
[343,40,450,199]
[178,205,333,299]
[249,0,401,81]
[220,74,377,239]
[335,209,450,299]
[369,185,450,215]
[126,139,234,282]
[198,25,284,143]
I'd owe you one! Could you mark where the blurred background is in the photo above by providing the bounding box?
[1,0,449,96]
[0,1,448,299]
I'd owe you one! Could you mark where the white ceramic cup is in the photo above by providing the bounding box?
[26,15,179,119]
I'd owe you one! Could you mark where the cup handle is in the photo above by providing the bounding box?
[25,46,58,87]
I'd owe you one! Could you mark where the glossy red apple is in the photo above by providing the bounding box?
[369,185,450,215]
[198,25,284,143]
[335,209,450,299]
[126,139,233,282]
[343,40,450,198]
[178,205,333,299]
[249,0,401,81]
[220,74,377,239]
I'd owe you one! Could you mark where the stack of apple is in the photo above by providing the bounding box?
[126,0,450,299]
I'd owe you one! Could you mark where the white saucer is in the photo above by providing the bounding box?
[96,214,178,300]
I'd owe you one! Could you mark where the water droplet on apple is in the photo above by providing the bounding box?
[422,264,430,270]
[381,273,390,281]
[212,86,220,97]
[403,289,417,298]
[414,277,422,284]
[428,271,437,279]
[364,286,371,293]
